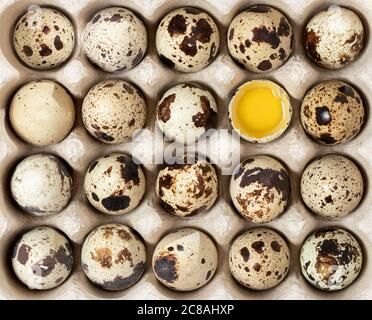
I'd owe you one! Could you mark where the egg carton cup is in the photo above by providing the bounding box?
[0,0,371,300]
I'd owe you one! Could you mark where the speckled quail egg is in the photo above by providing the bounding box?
[304,6,364,69]
[83,7,147,73]
[13,7,75,70]
[9,80,75,146]
[229,228,290,290]
[12,226,74,290]
[84,154,146,215]
[156,7,220,72]
[301,80,364,145]
[156,83,217,144]
[227,5,294,72]
[81,224,146,291]
[230,156,291,223]
[11,154,73,217]
[156,156,218,217]
[300,228,363,291]
[152,228,218,291]
[301,155,363,218]
[82,80,146,144]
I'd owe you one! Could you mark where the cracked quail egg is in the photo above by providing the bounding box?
[228,80,292,143]
[83,7,147,73]
[12,226,74,290]
[82,80,147,144]
[81,224,146,291]
[156,156,218,217]
[152,228,218,291]
[84,154,146,216]
[9,80,75,146]
[301,80,364,145]
[304,6,364,69]
[11,154,73,217]
[156,7,220,72]
[300,228,363,291]
[227,5,294,72]
[230,156,291,223]
[229,228,290,290]
[301,154,364,218]
[156,83,217,144]
[13,7,75,70]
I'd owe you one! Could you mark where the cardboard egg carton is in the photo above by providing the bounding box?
[0,0,371,300]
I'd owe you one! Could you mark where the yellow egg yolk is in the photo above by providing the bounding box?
[231,81,288,139]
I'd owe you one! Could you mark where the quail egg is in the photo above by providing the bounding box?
[152,228,218,291]
[229,228,290,290]
[300,228,363,291]
[301,155,363,218]
[13,7,75,70]
[228,80,292,143]
[9,80,75,146]
[156,83,217,144]
[156,7,220,72]
[11,154,73,217]
[82,80,147,144]
[304,6,364,69]
[84,154,146,215]
[301,80,364,145]
[230,156,291,223]
[227,5,294,72]
[81,224,146,291]
[83,7,147,73]
[156,156,218,217]
[12,226,74,290]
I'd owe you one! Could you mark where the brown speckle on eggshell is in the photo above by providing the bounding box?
[82,80,146,144]
[152,228,218,291]
[12,227,74,290]
[300,228,363,291]
[229,228,290,290]
[156,157,218,217]
[301,154,363,218]
[227,5,294,72]
[11,154,73,216]
[156,7,220,72]
[13,7,75,70]
[304,6,364,69]
[301,80,364,145]
[81,224,146,291]
[83,7,147,73]
[84,154,146,215]
[230,156,291,223]
[156,83,217,145]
